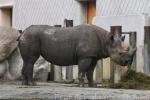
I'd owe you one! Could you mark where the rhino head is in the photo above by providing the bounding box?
[107,32,136,66]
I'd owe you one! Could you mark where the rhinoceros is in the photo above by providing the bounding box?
[18,25,136,87]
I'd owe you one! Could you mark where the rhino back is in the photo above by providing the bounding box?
[40,25,108,65]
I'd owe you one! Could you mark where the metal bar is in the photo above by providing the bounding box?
[110,26,122,83]
[110,26,122,36]
[129,32,137,70]
[95,60,103,83]
[54,65,62,82]
[144,26,150,76]
[65,19,73,81]
[122,31,136,34]
[53,25,62,82]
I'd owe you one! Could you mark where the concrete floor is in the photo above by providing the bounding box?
[0,81,150,100]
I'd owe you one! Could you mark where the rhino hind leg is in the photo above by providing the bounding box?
[19,41,40,85]
[78,58,96,87]
[21,52,40,85]
[22,61,38,86]
[86,60,97,87]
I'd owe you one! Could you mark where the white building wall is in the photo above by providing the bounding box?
[14,0,150,29]
[13,0,86,30]
[96,0,150,16]
[0,0,13,6]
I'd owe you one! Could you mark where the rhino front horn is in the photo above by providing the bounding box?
[129,46,137,56]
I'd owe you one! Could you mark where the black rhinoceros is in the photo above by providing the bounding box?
[18,25,136,87]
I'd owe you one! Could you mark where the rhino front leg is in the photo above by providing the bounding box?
[78,58,93,87]
[78,72,85,87]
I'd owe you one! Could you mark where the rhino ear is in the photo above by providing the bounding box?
[121,35,125,41]
[110,33,114,42]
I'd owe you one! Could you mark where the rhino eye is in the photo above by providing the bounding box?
[113,42,122,48]
[121,35,125,41]
[119,52,124,55]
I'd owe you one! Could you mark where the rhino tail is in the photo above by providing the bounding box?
[16,30,23,41]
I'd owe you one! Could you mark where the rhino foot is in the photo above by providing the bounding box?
[79,83,85,87]
[22,80,36,86]
[88,82,97,87]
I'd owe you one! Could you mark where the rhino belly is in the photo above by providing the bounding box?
[40,41,77,66]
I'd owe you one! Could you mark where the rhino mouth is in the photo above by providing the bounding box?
[111,46,136,66]
[111,58,131,66]
[115,60,132,66]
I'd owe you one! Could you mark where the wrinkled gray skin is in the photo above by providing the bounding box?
[18,25,136,87]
